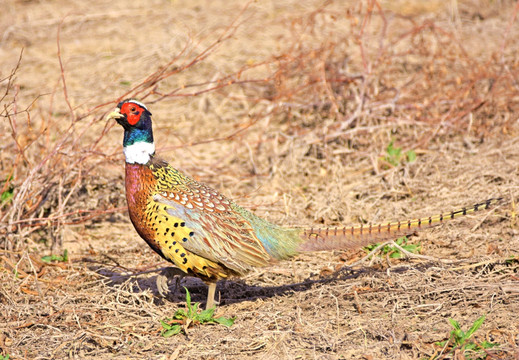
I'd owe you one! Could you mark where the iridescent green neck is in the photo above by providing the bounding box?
[123,127,153,147]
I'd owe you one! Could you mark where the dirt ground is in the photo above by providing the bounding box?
[1,0,518,359]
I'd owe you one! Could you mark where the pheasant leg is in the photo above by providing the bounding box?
[206,282,219,309]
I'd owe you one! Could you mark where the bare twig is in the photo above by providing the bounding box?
[56,16,76,122]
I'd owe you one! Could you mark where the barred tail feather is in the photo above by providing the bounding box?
[297,198,502,252]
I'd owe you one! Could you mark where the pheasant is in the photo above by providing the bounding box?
[108,99,501,309]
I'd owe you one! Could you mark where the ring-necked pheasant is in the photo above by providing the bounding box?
[108,99,501,309]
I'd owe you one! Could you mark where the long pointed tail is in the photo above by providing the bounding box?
[297,198,503,252]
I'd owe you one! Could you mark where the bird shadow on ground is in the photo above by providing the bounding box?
[88,262,437,307]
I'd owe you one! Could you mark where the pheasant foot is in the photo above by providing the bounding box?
[156,267,185,297]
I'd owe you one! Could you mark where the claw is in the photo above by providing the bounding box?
[156,267,185,297]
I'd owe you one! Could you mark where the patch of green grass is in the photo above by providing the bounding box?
[434,315,499,359]
[41,249,68,263]
[383,140,416,168]
[0,354,10,360]
[160,288,235,337]
[364,236,420,259]
[505,254,517,265]
[1,175,14,207]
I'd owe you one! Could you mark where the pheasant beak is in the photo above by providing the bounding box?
[106,108,124,121]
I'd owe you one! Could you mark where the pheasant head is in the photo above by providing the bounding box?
[107,99,155,164]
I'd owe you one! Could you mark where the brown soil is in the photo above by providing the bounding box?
[1,0,518,359]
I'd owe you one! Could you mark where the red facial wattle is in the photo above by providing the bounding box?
[120,102,144,125]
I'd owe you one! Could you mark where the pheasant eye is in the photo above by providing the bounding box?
[130,106,136,112]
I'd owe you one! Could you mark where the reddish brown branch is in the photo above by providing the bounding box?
[56,17,76,122]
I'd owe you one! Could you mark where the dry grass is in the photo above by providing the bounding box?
[1,0,518,358]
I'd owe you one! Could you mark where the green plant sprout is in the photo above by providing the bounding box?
[435,315,499,359]
[364,236,421,259]
[1,175,14,208]
[41,249,69,263]
[383,140,416,167]
[160,288,235,337]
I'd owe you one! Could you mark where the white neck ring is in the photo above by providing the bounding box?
[123,142,155,164]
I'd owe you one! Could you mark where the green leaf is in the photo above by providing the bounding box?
[185,287,192,308]
[41,249,69,263]
[1,175,14,205]
[364,236,420,259]
[389,251,402,259]
[198,308,216,322]
[214,316,236,327]
[465,342,478,351]
[160,320,173,330]
[435,340,447,347]
[174,309,187,319]
[406,150,416,162]
[382,140,416,168]
[1,189,13,203]
[480,340,499,349]
[192,301,200,316]
[162,325,181,337]
[459,332,467,343]
[449,318,461,331]
[385,140,402,166]
[404,244,420,252]
[466,315,485,339]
